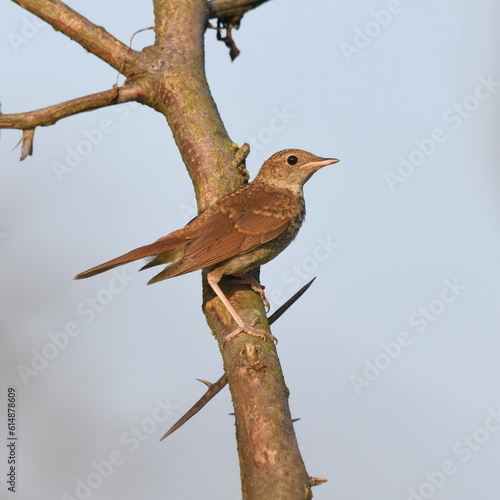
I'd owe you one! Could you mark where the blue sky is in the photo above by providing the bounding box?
[1,1,500,499]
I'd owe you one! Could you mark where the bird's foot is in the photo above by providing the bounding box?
[228,274,270,312]
[224,318,277,344]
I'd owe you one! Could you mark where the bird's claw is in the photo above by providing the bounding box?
[224,318,277,344]
[250,283,270,312]
[227,274,271,312]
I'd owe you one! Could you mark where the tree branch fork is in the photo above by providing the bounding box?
[2,0,268,160]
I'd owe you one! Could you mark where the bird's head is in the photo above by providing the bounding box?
[254,149,339,192]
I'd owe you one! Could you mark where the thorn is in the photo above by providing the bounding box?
[196,378,213,388]
[268,277,317,324]
[160,374,227,441]
[309,477,327,487]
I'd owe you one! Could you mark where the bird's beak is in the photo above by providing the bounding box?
[300,157,339,172]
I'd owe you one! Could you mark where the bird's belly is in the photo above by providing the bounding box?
[217,245,277,276]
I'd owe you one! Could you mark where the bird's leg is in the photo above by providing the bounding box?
[225,273,270,312]
[208,273,276,343]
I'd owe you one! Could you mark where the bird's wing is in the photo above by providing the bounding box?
[169,189,301,276]
[76,188,301,281]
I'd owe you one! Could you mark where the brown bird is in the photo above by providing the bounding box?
[75,149,339,341]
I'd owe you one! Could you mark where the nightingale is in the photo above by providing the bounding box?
[75,149,339,342]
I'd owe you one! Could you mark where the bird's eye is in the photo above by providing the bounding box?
[287,155,298,165]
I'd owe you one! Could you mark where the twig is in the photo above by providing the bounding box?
[18,129,34,161]
[0,85,143,130]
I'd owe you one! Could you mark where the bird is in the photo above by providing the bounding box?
[75,149,339,342]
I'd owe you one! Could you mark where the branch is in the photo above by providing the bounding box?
[203,273,315,498]
[10,0,142,74]
[1,85,144,161]
[0,85,143,130]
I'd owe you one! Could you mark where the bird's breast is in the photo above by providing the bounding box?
[214,201,306,277]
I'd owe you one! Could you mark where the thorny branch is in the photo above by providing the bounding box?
[160,278,317,440]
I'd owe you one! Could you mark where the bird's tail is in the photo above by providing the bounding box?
[74,237,185,280]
